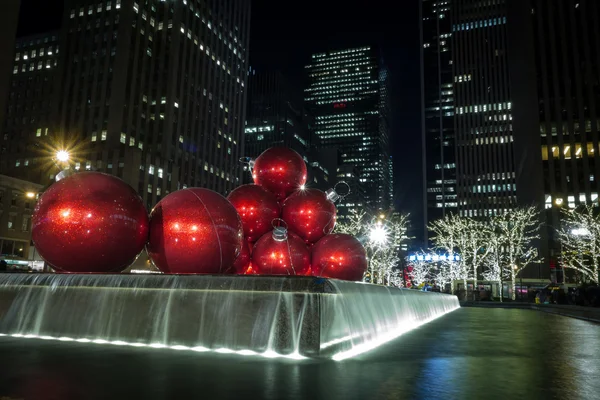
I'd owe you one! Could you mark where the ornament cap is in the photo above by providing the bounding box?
[272,226,288,241]
[271,218,288,241]
[325,181,351,203]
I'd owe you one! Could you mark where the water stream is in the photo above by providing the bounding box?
[0,274,459,359]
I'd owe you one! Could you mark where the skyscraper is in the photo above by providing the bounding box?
[305,46,392,217]
[420,0,457,231]
[507,0,600,280]
[1,32,60,183]
[1,0,251,210]
[244,69,333,191]
[0,0,21,146]
[422,0,517,234]
[420,0,600,279]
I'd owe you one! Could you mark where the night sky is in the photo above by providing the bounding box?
[18,0,423,238]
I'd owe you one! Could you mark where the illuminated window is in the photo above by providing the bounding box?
[148,165,155,175]
[120,133,126,144]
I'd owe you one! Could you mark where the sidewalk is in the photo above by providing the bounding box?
[461,301,600,323]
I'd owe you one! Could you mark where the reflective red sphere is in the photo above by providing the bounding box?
[147,188,243,274]
[231,241,252,274]
[32,172,149,273]
[252,231,311,276]
[252,147,307,201]
[311,234,367,281]
[226,184,280,242]
[281,188,336,243]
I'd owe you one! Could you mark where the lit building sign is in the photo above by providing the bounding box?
[408,254,461,262]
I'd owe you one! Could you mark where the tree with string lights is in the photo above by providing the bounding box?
[557,205,600,284]
[335,209,410,286]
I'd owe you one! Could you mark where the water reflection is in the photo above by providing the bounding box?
[0,308,599,400]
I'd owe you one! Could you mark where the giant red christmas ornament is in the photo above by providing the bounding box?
[32,172,149,273]
[147,188,243,274]
[252,147,307,200]
[311,234,367,281]
[226,184,280,242]
[281,188,336,243]
[231,241,252,274]
[251,227,311,276]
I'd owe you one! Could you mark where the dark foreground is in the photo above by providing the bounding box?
[0,308,598,400]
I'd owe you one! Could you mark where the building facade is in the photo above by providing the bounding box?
[420,0,600,280]
[1,0,251,211]
[305,46,392,216]
[421,0,518,232]
[245,69,334,191]
[421,0,457,231]
[0,0,21,141]
[0,174,43,261]
[1,32,60,184]
[452,1,517,218]
[506,0,600,280]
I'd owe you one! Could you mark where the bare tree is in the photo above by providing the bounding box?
[335,209,410,286]
[494,207,542,300]
[557,205,600,284]
[429,214,488,298]
[407,255,433,287]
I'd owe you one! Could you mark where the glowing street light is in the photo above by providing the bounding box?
[571,227,591,236]
[56,150,70,163]
[369,225,388,246]
[25,192,36,199]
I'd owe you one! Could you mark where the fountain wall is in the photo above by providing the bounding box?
[0,274,459,359]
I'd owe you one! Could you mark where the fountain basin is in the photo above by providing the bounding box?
[0,274,459,360]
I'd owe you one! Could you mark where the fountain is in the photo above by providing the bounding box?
[0,274,459,360]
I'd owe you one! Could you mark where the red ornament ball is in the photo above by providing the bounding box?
[226,184,281,242]
[311,234,367,281]
[231,241,252,274]
[252,229,311,276]
[252,146,307,201]
[32,172,149,273]
[147,188,243,274]
[281,188,336,243]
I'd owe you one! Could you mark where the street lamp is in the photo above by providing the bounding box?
[369,224,388,246]
[25,192,36,199]
[56,150,70,163]
[571,227,590,236]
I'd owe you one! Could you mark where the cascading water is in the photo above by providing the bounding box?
[0,274,459,360]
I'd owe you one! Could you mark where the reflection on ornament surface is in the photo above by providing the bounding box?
[32,172,149,273]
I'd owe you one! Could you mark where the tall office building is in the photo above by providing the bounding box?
[0,0,21,146]
[1,32,60,183]
[421,0,457,229]
[1,0,251,210]
[422,0,516,233]
[245,69,333,190]
[506,0,600,279]
[421,0,600,279]
[305,46,392,217]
